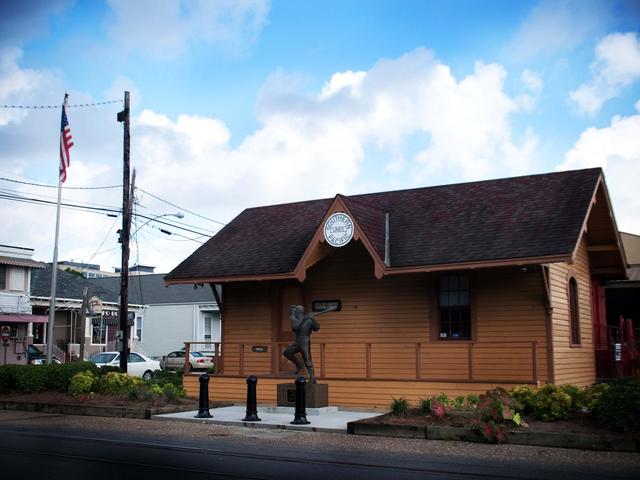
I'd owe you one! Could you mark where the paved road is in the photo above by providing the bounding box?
[0,411,637,479]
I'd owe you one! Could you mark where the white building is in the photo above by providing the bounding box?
[0,245,47,364]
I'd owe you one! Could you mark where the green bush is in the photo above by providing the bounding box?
[592,380,640,432]
[390,397,410,416]
[419,397,431,414]
[68,370,95,396]
[97,372,141,395]
[529,384,573,421]
[560,384,585,412]
[510,385,535,414]
[149,369,182,387]
[0,364,21,393]
[162,383,186,402]
[15,366,48,393]
[45,362,99,392]
[465,393,480,409]
[583,382,610,410]
[127,384,142,400]
[98,365,122,375]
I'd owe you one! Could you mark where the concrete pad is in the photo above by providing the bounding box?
[152,405,378,433]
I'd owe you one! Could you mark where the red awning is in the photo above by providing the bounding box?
[0,314,48,323]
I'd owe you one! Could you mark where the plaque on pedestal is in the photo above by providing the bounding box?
[277,383,328,408]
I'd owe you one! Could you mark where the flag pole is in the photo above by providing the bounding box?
[46,92,69,363]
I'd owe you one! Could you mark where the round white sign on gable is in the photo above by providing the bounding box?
[323,212,354,247]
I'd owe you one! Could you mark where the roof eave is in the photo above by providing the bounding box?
[164,253,573,285]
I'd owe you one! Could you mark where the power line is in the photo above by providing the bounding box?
[0,191,211,239]
[136,187,226,226]
[0,99,122,109]
[0,192,121,214]
[0,177,121,190]
[0,186,123,212]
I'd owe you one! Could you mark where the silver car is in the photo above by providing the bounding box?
[160,350,214,372]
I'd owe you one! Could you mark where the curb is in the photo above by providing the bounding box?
[346,421,640,453]
[0,400,201,420]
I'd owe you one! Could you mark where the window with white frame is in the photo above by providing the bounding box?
[92,321,106,345]
[136,317,143,342]
[0,265,6,290]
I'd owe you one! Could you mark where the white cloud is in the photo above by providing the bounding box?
[506,0,612,60]
[570,32,640,115]
[557,105,640,233]
[105,0,270,59]
[0,48,47,126]
[516,69,543,111]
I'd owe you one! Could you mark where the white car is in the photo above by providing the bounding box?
[88,351,160,380]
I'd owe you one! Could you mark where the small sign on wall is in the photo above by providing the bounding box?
[615,343,622,362]
[252,346,268,353]
[312,300,341,312]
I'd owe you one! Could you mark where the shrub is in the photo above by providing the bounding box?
[0,364,21,393]
[468,387,524,443]
[529,384,573,421]
[453,395,466,412]
[15,366,48,393]
[510,385,535,414]
[592,380,640,432]
[69,370,95,396]
[143,384,164,402]
[127,384,142,400]
[98,365,122,375]
[149,369,182,387]
[390,397,410,416]
[419,397,431,414]
[162,383,186,402]
[45,362,99,392]
[583,382,610,410]
[465,394,480,409]
[97,372,141,395]
[559,384,585,412]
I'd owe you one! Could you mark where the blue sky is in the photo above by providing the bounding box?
[1,0,639,272]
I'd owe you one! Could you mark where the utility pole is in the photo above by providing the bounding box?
[117,91,131,373]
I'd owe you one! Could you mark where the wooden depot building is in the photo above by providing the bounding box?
[165,168,628,408]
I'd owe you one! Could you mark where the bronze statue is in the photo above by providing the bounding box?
[283,304,337,384]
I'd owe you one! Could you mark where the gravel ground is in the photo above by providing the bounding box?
[1,409,639,474]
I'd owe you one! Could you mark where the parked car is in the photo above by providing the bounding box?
[160,350,214,371]
[31,357,62,365]
[88,351,160,380]
[27,344,63,364]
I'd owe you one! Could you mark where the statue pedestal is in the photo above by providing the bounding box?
[277,383,328,408]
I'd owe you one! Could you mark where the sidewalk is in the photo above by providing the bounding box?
[153,405,378,433]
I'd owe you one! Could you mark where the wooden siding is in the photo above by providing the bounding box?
[548,238,595,386]
[212,240,550,405]
[183,375,537,409]
[221,283,273,375]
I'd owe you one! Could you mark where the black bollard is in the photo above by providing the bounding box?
[243,375,261,421]
[290,376,310,425]
[195,373,212,418]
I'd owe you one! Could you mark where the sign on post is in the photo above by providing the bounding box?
[1,326,10,344]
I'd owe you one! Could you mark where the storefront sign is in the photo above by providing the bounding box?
[89,296,103,314]
[615,343,622,362]
[323,212,354,247]
[251,346,268,353]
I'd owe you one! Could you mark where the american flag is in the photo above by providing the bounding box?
[59,105,74,183]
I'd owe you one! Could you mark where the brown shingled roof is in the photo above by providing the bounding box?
[166,168,604,283]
